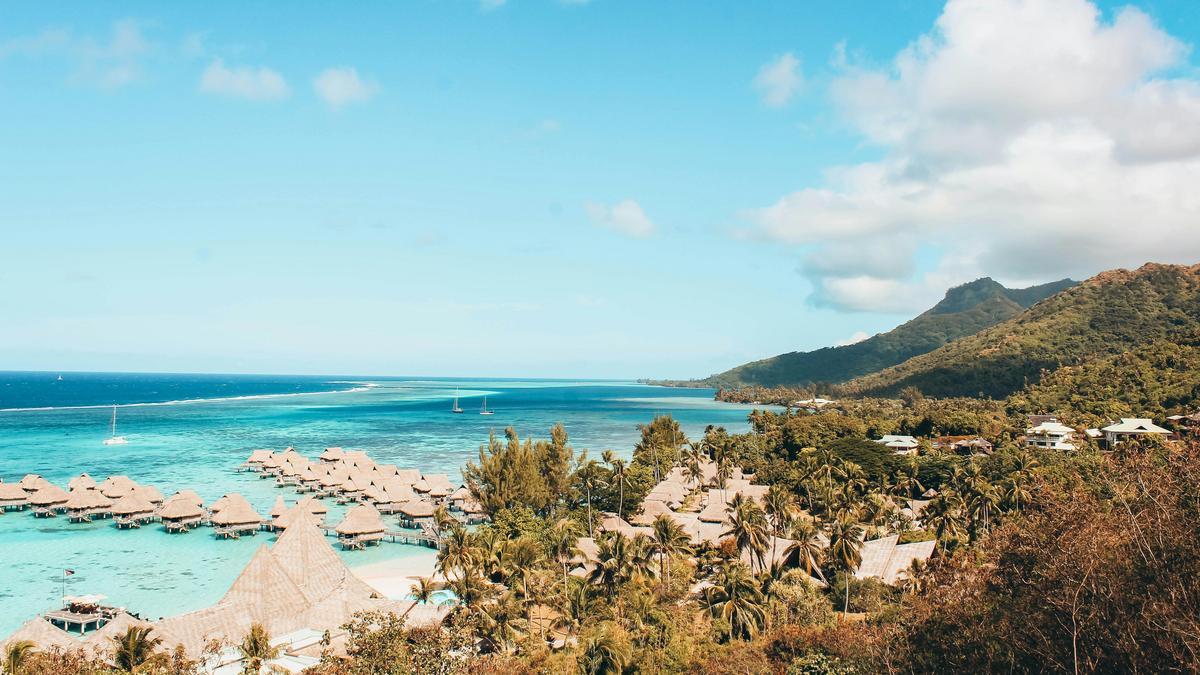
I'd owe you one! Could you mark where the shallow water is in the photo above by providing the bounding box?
[0,373,773,634]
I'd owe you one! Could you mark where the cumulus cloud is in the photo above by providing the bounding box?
[199,58,289,101]
[585,199,656,238]
[753,52,802,107]
[751,0,1200,312]
[837,331,872,346]
[312,67,378,108]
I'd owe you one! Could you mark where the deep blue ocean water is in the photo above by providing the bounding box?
[0,372,773,633]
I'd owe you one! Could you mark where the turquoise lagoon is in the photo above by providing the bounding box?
[0,373,774,633]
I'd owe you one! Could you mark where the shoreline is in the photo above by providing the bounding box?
[351,549,440,599]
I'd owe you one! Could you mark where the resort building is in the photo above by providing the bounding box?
[158,493,205,532]
[1101,418,1172,446]
[855,535,937,586]
[210,494,263,538]
[932,436,994,455]
[1025,418,1076,450]
[28,484,69,516]
[0,481,30,510]
[335,503,387,549]
[875,435,920,454]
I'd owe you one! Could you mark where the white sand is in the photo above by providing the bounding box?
[352,550,439,599]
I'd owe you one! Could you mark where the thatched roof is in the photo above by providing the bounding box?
[1,617,79,651]
[449,486,472,502]
[320,447,345,462]
[172,489,204,507]
[158,494,204,520]
[68,473,97,491]
[335,504,386,536]
[29,484,70,506]
[209,494,262,526]
[99,478,138,499]
[461,499,486,515]
[245,449,274,464]
[394,469,421,484]
[399,500,435,518]
[66,487,112,510]
[19,474,51,491]
[270,496,288,519]
[110,493,156,516]
[135,485,164,504]
[298,495,328,515]
[209,494,232,513]
[274,511,379,602]
[630,499,671,526]
[698,497,730,523]
[0,482,30,501]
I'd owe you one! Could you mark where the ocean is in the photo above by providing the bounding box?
[0,372,772,634]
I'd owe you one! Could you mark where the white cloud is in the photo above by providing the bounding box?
[837,331,871,346]
[0,19,154,88]
[751,0,1200,312]
[753,52,802,107]
[199,58,289,101]
[312,67,378,108]
[585,199,656,238]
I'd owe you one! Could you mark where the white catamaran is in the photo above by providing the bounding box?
[102,405,128,445]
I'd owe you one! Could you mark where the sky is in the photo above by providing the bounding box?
[2,0,1200,379]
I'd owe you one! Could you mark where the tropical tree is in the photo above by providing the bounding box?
[238,623,281,674]
[763,485,796,565]
[3,640,35,675]
[407,576,438,614]
[112,625,162,673]
[577,623,632,675]
[827,517,865,615]
[925,493,965,553]
[723,494,771,572]
[702,561,767,641]
[785,519,827,583]
[576,459,604,533]
[648,513,691,589]
[556,578,598,638]
[504,536,544,625]
[609,458,631,520]
[588,531,636,600]
[547,517,582,593]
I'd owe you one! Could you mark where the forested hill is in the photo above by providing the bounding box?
[698,277,1075,389]
[836,263,1200,399]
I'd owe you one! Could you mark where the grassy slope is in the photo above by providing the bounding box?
[836,263,1200,399]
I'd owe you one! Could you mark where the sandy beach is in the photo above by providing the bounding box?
[352,549,440,599]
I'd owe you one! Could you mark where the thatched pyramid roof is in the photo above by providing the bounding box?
[1,617,79,651]
[273,510,379,602]
[269,496,288,519]
[158,494,204,520]
[29,484,69,506]
[134,485,164,504]
[209,494,261,526]
[0,482,29,500]
[110,493,156,516]
[81,612,151,649]
[173,489,204,507]
[335,504,386,536]
[19,474,51,491]
[66,487,112,510]
[399,499,435,518]
[68,473,97,491]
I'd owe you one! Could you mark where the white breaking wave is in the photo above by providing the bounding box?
[0,383,375,413]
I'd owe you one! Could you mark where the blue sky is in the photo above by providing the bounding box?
[2,1,1199,379]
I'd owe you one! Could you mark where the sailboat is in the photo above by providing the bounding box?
[479,397,495,416]
[451,389,464,414]
[102,405,128,445]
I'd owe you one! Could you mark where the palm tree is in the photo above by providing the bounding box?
[715,457,733,502]
[547,518,582,593]
[577,624,632,675]
[478,591,526,654]
[895,462,924,518]
[556,578,597,638]
[577,460,603,533]
[437,524,478,580]
[406,576,438,616]
[723,495,770,572]
[785,519,826,584]
[505,536,544,626]
[703,561,766,641]
[763,485,795,566]
[924,494,964,554]
[112,625,162,673]
[610,458,631,520]
[238,623,281,674]
[827,517,864,616]
[4,640,35,675]
[648,513,691,589]
[588,531,635,600]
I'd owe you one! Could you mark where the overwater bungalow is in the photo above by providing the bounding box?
[19,474,53,492]
[424,474,454,499]
[319,446,345,463]
[111,493,157,528]
[172,489,205,507]
[210,494,263,538]
[240,449,275,470]
[461,498,488,524]
[98,476,138,500]
[158,494,205,532]
[398,499,436,528]
[296,466,320,492]
[447,485,472,511]
[269,495,289,524]
[44,595,123,635]
[67,473,97,491]
[66,487,113,522]
[335,503,386,549]
[29,484,70,517]
[394,468,422,485]
[0,481,31,510]
[135,484,164,505]
[260,453,283,477]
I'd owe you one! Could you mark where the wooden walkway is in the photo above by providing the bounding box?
[316,524,440,547]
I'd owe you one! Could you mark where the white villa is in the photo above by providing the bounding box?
[1025,418,1076,450]
[875,435,919,454]
[1101,418,1172,446]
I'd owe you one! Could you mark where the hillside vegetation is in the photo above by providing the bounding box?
[701,278,1074,389]
[836,263,1200,400]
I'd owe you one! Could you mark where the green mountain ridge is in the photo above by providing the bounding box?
[698,277,1076,389]
[835,262,1200,400]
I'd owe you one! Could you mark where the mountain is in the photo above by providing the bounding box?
[836,263,1200,400]
[699,277,1076,389]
